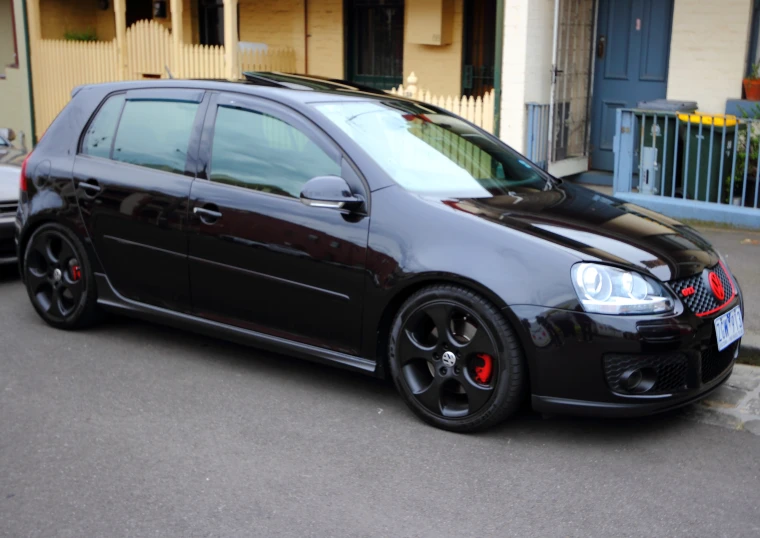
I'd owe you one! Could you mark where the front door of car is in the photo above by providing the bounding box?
[73,88,207,312]
[188,94,370,354]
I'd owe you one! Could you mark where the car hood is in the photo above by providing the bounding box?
[437,182,718,282]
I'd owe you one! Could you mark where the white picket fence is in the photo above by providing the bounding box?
[388,72,495,134]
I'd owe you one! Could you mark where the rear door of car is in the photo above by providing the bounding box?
[73,88,208,312]
[187,92,370,354]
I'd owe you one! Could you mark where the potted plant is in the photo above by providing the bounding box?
[745,62,760,101]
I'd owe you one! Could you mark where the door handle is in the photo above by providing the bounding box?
[79,179,101,195]
[597,35,606,59]
[193,205,222,223]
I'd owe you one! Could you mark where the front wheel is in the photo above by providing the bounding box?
[389,285,525,432]
[23,223,100,330]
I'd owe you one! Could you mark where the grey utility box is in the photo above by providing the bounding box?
[637,99,698,196]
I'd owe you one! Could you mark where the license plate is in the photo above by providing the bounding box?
[714,306,744,351]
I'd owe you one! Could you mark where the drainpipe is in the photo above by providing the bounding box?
[20,0,36,146]
[493,0,504,137]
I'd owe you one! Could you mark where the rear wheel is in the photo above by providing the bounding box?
[23,223,100,330]
[389,285,525,432]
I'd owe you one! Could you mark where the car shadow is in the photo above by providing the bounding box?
[88,313,702,445]
[0,263,19,282]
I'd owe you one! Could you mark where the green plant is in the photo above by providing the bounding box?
[63,28,97,42]
[737,102,760,119]
[750,62,760,80]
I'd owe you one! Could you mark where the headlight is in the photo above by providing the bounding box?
[571,263,674,315]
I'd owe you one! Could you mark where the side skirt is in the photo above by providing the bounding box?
[94,273,378,375]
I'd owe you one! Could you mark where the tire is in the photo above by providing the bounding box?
[389,284,525,432]
[23,223,101,330]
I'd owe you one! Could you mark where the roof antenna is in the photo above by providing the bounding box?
[165,65,174,79]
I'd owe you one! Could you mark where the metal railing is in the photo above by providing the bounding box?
[613,108,760,228]
[525,103,551,170]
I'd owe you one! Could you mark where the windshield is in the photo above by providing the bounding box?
[313,100,552,198]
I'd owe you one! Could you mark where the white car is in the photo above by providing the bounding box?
[0,132,26,264]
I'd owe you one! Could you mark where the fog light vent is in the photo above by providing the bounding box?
[603,353,689,395]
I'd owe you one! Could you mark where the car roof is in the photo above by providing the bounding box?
[75,72,424,110]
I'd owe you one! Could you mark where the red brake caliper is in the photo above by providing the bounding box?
[474,353,493,384]
[69,261,82,281]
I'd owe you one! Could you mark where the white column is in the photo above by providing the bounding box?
[499,0,530,151]
[170,0,184,77]
[114,0,127,79]
[224,0,239,80]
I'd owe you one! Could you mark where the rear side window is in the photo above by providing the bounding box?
[112,100,199,175]
[209,106,340,198]
[82,94,125,158]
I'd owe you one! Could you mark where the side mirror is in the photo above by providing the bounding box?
[300,175,363,210]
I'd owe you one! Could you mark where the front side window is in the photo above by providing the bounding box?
[209,106,340,198]
[314,100,552,198]
[111,100,199,175]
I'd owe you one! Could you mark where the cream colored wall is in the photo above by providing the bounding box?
[0,0,33,145]
[500,0,530,150]
[306,0,343,78]
[239,0,307,73]
[667,0,753,113]
[523,0,553,105]
[403,0,463,97]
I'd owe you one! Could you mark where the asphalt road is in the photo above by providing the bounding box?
[2,266,760,538]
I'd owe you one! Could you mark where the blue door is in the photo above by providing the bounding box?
[590,0,674,171]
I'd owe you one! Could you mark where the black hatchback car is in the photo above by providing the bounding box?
[16,75,745,432]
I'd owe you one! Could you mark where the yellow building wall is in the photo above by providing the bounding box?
[95,3,115,40]
[154,0,197,44]
[0,0,33,145]
[403,0,463,97]
[239,0,307,73]
[40,0,99,39]
[0,0,15,67]
[306,0,343,78]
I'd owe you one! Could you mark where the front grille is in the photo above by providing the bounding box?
[701,341,738,384]
[0,201,17,216]
[669,262,734,316]
[603,353,689,395]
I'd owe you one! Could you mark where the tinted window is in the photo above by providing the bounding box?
[209,106,340,198]
[112,100,198,175]
[82,94,125,158]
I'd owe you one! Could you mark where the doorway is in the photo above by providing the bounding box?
[462,0,496,98]
[345,0,405,90]
[590,0,674,171]
[126,0,154,27]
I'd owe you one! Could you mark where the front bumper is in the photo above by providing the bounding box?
[510,288,743,418]
[0,215,16,264]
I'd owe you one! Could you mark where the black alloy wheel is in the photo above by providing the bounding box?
[23,224,100,329]
[389,285,525,432]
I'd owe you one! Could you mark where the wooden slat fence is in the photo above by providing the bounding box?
[389,73,495,134]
